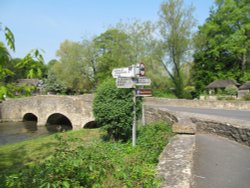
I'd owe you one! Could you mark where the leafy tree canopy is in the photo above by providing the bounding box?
[193,0,250,94]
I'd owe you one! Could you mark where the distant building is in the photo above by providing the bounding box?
[205,80,240,95]
[238,81,250,98]
[16,79,41,86]
[16,79,44,95]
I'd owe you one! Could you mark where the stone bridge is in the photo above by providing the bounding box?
[0,95,94,129]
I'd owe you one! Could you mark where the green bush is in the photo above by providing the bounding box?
[93,78,135,141]
[152,89,177,98]
[225,85,238,96]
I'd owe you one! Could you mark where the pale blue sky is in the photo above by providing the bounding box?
[0,0,214,63]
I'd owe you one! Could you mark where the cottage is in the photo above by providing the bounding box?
[205,79,240,95]
[238,81,250,98]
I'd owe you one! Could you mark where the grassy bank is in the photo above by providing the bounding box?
[1,122,173,188]
[0,128,101,173]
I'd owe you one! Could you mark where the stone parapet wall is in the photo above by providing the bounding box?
[144,105,250,147]
[144,106,178,125]
[192,118,250,147]
[145,97,250,110]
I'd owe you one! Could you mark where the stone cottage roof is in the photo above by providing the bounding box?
[239,81,250,90]
[205,80,240,89]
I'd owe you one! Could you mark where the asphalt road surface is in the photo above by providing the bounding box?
[160,105,250,122]
[192,134,250,188]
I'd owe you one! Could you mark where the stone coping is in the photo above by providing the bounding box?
[157,135,195,188]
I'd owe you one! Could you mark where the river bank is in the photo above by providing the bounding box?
[0,128,101,173]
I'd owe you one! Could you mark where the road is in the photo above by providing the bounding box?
[158,105,250,122]
[192,134,250,188]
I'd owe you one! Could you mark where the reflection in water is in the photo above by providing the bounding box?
[23,121,38,133]
[0,121,72,146]
[46,124,72,133]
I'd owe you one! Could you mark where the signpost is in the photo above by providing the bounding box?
[116,77,134,88]
[112,66,135,78]
[112,62,152,147]
[135,77,151,86]
[136,88,152,97]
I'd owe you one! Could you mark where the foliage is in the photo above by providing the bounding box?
[114,20,172,95]
[193,0,250,94]
[93,78,135,141]
[93,29,132,81]
[225,85,238,96]
[16,49,46,79]
[0,129,101,175]
[3,122,173,188]
[184,85,196,99]
[0,23,15,51]
[0,23,15,82]
[152,89,177,98]
[53,40,95,94]
[0,85,8,100]
[243,94,250,101]
[0,83,37,99]
[45,67,67,94]
[158,0,196,98]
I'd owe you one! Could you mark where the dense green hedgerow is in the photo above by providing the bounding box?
[2,122,173,188]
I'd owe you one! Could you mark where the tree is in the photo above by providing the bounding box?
[114,20,171,94]
[16,49,46,79]
[0,23,15,81]
[93,29,132,81]
[45,59,67,94]
[158,0,196,98]
[81,39,98,88]
[54,40,94,94]
[193,0,250,94]
[0,23,15,51]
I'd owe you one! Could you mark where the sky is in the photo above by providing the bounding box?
[0,0,214,63]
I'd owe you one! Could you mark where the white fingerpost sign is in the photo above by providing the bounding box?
[112,66,135,78]
[112,62,152,147]
[116,77,135,88]
[136,77,151,86]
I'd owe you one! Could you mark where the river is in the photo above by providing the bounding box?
[0,121,72,146]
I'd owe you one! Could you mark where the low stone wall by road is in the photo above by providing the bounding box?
[192,118,250,147]
[145,97,250,110]
[145,104,250,188]
[145,105,250,147]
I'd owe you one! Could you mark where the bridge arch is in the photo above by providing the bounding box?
[46,113,73,132]
[23,113,38,122]
[83,121,98,129]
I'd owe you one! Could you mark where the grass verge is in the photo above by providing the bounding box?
[1,122,173,188]
[0,128,101,173]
